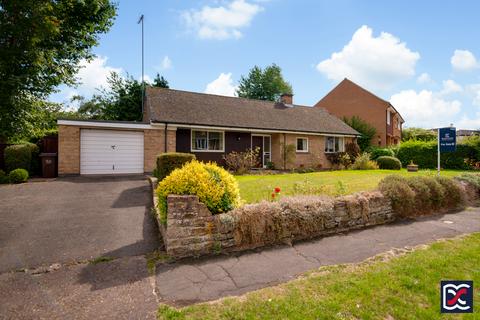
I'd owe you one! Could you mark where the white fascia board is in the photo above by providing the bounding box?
[57,119,155,130]
[151,122,358,137]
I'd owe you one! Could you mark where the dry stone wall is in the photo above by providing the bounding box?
[157,190,394,259]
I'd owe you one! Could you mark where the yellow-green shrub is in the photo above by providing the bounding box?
[155,160,242,223]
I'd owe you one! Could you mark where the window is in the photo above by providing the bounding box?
[296,138,308,152]
[387,111,391,125]
[191,130,224,151]
[324,137,344,153]
[397,120,401,130]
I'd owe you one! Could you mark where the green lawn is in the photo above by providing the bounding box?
[157,233,480,319]
[236,169,469,203]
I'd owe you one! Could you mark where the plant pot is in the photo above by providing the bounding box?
[407,164,418,172]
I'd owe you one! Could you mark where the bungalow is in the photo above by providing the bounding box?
[57,87,359,175]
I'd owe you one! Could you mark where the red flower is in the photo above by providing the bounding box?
[271,193,276,198]
[274,187,281,193]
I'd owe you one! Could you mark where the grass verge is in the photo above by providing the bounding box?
[157,233,480,319]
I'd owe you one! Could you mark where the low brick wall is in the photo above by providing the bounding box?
[151,184,395,258]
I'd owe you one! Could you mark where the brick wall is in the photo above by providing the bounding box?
[58,125,80,175]
[157,191,394,259]
[271,133,354,170]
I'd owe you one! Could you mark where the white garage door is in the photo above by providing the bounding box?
[80,129,144,174]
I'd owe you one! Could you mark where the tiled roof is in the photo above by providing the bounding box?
[145,87,359,136]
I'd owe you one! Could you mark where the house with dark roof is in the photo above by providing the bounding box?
[315,78,404,147]
[57,87,359,175]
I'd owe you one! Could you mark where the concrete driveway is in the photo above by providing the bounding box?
[0,175,159,273]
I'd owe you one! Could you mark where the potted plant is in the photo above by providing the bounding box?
[407,160,418,172]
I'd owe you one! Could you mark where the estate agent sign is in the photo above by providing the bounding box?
[439,127,456,153]
[437,126,456,175]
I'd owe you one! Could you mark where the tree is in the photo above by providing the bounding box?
[343,116,377,151]
[237,64,292,101]
[76,71,170,121]
[401,127,437,141]
[0,0,117,141]
[153,73,169,88]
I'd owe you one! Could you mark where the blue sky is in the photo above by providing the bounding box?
[52,0,480,129]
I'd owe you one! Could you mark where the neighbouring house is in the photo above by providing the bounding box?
[57,87,359,175]
[315,78,404,147]
[457,129,479,142]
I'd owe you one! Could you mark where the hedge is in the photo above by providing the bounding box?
[155,152,196,181]
[376,156,402,170]
[4,143,39,174]
[0,170,9,184]
[378,175,464,217]
[397,140,478,169]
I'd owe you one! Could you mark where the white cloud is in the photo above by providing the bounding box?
[182,0,263,40]
[316,25,420,91]
[74,56,122,96]
[439,79,462,95]
[205,73,237,96]
[390,90,461,128]
[416,72,432,84]
[138,74,153,83]
[456,113,480,130]
[158,56,172,70]
[466,83,480,107]
[451,49,478,71]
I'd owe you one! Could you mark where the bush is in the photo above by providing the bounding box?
[415,176,444,210]
[435,176,465,209]
[155,152,196,181]
[4,143,39,173]
[156,161,242,223]
[378,175,464,217]
[368,147,395,160]
[223,148,260,174]
[455,172,480,189]
[378,175,416,217]
[376,156,402,170]
[8,168,29,184]
[345,142,360,159]
[406,177,433,215]
[351,153,379,170]
[0,170,9,184]
[397,140,478,169]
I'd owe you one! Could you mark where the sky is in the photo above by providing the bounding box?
[51,0,480,129]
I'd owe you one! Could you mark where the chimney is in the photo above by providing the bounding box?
[280,93,293,105]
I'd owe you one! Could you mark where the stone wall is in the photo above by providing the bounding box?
[153,187,395,259]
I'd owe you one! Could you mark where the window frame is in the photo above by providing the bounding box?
[190,130,225,152]
[324,136,345,153]
[296,137,309,153]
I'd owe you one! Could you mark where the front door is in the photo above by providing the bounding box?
[251,135,271,168]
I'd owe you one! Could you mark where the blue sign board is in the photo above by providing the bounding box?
[439,127,456,153]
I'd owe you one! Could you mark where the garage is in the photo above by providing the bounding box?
[80,129,144,174]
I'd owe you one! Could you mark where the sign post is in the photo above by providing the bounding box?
[438,126,456,175]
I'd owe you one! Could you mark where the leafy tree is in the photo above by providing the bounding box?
[401,127,437,141]
[76,71,170,121]
[0,0,117,141]
[343,116,377,151]
[153,73,169,88]
[237,64,292,101]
